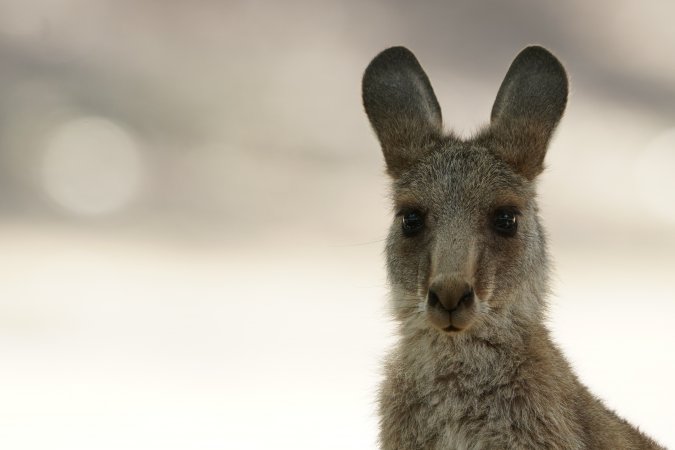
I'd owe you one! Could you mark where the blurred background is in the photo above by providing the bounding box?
[0,1,673,448]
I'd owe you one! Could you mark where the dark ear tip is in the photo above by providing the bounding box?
[371,46,416,62]
[515,46,567,80]
[520,45,556,58]
[363,46,417,81]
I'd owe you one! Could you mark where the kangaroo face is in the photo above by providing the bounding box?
[363,46,567,334]
[387,143,542,333]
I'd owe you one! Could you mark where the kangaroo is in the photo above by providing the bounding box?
[362,46,664,449]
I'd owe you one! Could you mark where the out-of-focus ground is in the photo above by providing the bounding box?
[0,1,673,449]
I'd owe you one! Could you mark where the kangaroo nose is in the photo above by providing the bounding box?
[428,278,474,312]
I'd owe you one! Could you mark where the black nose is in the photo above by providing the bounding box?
[428,280,474,312]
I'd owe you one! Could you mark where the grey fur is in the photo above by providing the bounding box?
[362,46,663,449]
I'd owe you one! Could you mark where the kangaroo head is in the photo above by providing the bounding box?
[363,46,568,335]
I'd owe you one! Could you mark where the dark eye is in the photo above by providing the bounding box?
[402,211,424,236]
[492,208,519,237]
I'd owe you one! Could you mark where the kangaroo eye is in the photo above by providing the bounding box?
[492,208,518,237]
[402,211,424,236]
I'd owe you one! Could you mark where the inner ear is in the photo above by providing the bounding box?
[362,46,444,177]
[486,46,568,180]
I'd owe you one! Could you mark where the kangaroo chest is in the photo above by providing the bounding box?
[379,343,550,450]
[380,367,501,449]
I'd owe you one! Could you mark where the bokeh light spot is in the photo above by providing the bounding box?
[41,117,144,216]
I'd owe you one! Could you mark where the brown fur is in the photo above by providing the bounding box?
[362,46,664,449]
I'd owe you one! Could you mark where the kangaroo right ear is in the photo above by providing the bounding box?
[362,47,443,177]
[487,46,568,180]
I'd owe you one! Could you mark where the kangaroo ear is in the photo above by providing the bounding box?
[362,46,443,177]
[488,46,568,180]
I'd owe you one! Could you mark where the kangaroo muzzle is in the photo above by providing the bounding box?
[426,274,477,332]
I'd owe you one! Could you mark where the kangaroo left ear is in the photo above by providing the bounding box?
[483,46,568,180]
